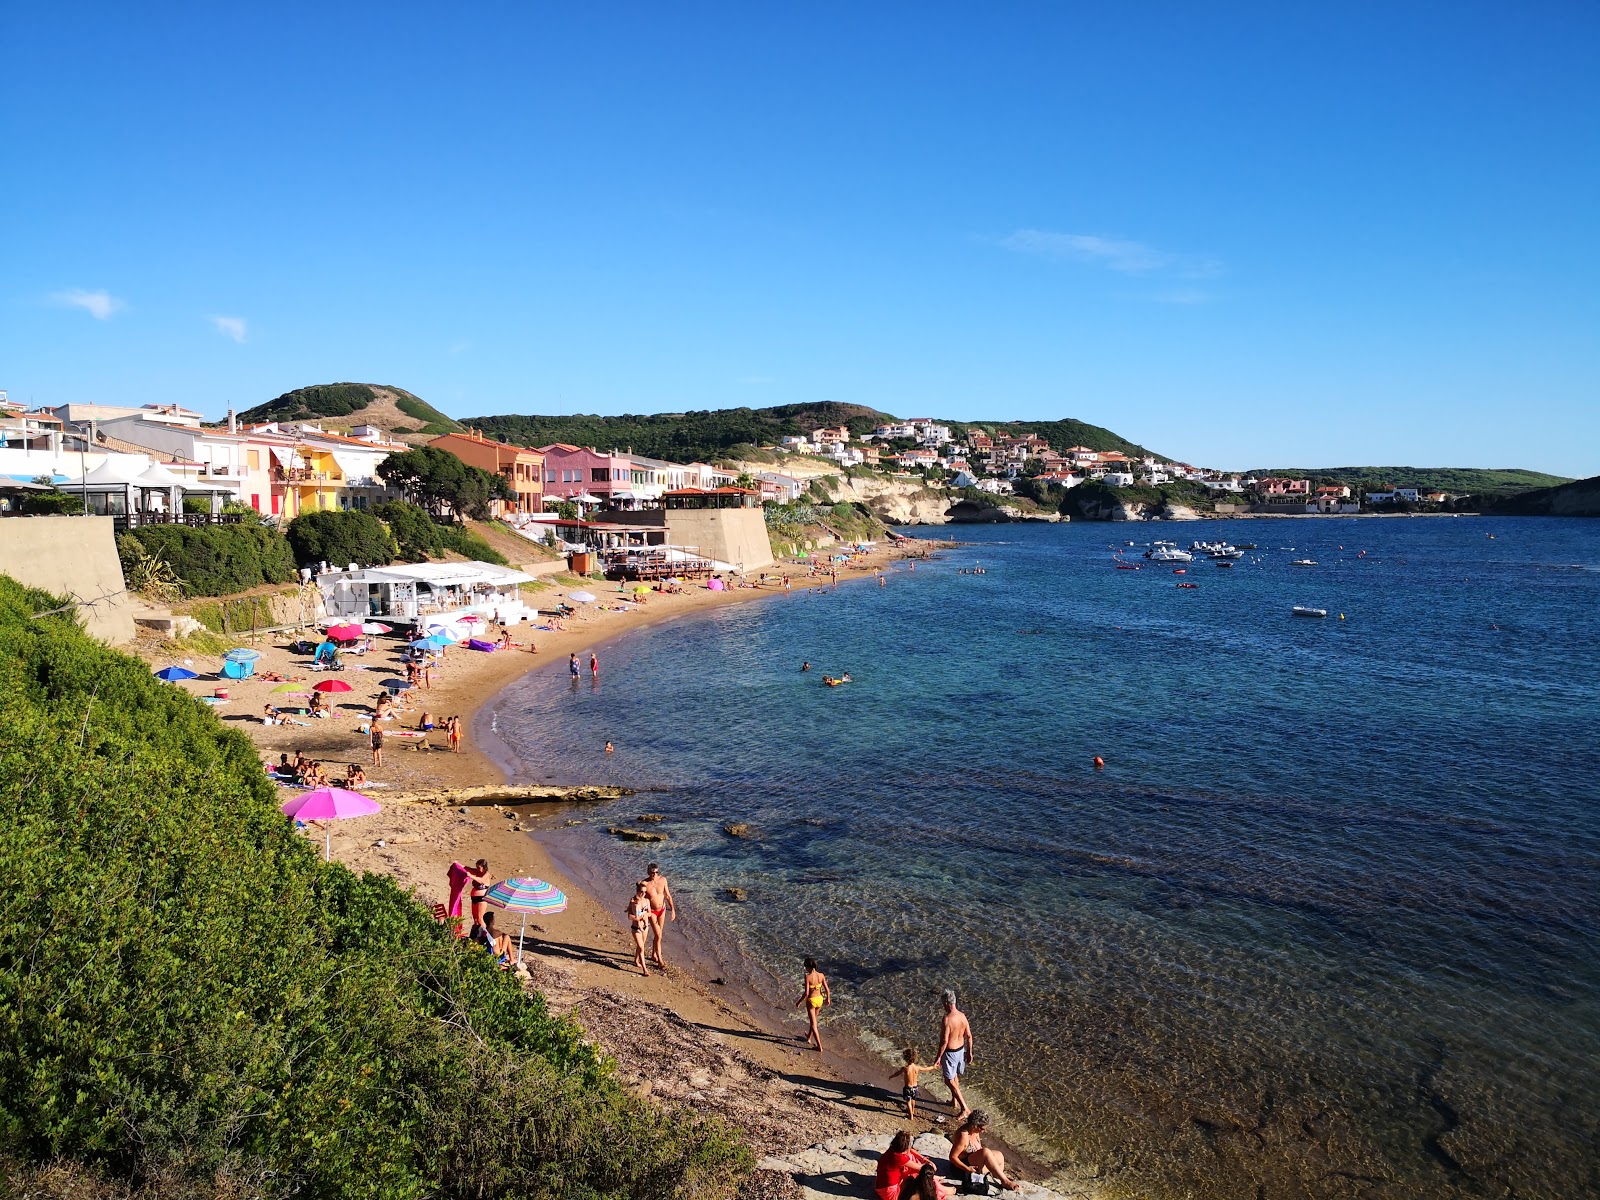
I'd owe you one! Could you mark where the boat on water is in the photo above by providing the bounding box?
[1115,564,1141,571]
[1235,543,1257,550]
[1292,606,1328,617]
[1216,561,1235,568]
[1177,582,1200,589]
[1145,541,1193,563]
[1292,559,1318,567]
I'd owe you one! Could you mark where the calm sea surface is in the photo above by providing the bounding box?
[486,517,1600,1199]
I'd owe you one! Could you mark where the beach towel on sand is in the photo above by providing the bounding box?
[447,861,471,918]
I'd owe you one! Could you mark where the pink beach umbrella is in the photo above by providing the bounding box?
[281,787,381,860]
[325,623,364,641]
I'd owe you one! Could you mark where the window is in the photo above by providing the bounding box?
[545,470,556,483]
[591,467,611,482]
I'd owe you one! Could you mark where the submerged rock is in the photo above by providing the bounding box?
[723,887,747,902]
[722,821,754,838]
[609,826,667,843]
[636,813,666,823]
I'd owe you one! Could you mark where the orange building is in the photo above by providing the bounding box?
[428,430,545,514]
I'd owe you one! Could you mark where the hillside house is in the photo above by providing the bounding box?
[429,429,545,514]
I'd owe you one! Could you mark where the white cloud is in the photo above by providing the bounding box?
[51,288,124,319]
[999,230,1222,280]
[210,315,248,343]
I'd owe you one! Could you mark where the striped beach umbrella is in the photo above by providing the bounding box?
[485,876,568,961]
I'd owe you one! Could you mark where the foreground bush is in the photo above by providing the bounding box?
[116,525,297,597]
[284,509,397,568]
[0,574,751,1199]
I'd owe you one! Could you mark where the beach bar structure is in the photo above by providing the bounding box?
[317,560,536,624]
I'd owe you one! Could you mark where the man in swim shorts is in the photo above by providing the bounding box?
[936,988,974,1121]
[641,861,675,969]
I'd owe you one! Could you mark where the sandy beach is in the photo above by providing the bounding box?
[134,540,1052,1194]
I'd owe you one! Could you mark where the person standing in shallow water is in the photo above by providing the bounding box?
[936,989,974,1121]
[569,652,580,681]
[798,956,831,1054]
[589,651,599,678]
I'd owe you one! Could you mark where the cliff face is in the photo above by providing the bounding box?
[826,474,951,525]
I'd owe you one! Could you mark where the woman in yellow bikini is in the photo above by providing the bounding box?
[796,956,831,1055]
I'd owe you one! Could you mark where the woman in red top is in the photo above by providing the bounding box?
[875,1132,949,1200]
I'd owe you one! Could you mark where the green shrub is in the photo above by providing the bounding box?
[18,490,85,516]
[118,525,297,597]
[374,502,509,566]
[284,509,397,568]
[0,574,752,1198]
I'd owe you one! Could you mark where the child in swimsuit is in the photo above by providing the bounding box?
[893,1047,928,1120]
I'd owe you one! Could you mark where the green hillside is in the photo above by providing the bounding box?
[0,573,748,1197]
[1482,474,1600,516]
[467,403,1156,463]
[1246,466,1571,494]
[239,383,464,436]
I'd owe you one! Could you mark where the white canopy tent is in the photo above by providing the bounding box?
[318,560,538,624]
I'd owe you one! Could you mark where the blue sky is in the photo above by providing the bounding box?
[4,2,1596,475]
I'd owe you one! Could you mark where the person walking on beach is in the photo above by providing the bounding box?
[936,989,974,1121]
[369,724,384,767]
[589,651,599,678]
[797,956,831,1055]
[892,1047,930,1121]
[625,881,653,976]
[641,862,675,968]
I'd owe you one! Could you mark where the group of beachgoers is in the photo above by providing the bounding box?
[269,752,365,791]
[798,964,1021,1195]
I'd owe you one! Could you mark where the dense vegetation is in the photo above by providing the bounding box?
[466,403,886,462]
[946,417,1157,460]
[1244,466,1570,494]
[284,509,398,568]
[238,384,463,435]
[376,501,510,565]
[116,524,298,597]
[377,447,514,522]
[0,574,751,1198]
[17,487,86,516]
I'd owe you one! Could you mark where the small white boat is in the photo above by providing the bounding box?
[1293,606,1328,617]
[1145,541,1193,563]
[1291,559,1317,566]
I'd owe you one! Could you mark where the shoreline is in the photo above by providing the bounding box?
[131,537,1074,1187]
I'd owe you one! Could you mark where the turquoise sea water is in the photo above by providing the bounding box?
[486,517,1600,1199]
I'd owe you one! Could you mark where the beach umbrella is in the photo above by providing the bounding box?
[568,590,597,603]
[224,648,261,662]
[152,666,198,682]
[408,637,436,649]
[485,876,567,960]
[281,787,381,860]
[325,623,364,641]
[271,682,309,694]
[426,625,459,642]
[361,622,392,634]
[312,679,353,693]
[457,614,482,624]
[631,583,651,593]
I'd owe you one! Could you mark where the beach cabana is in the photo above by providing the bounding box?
[317,561,536,625]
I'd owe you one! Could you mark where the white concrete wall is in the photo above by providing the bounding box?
[0,515,138,643]
[664,508,774,570]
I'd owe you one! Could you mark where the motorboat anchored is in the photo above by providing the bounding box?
[1145,541,1193,563]
[1292,606,1328,617]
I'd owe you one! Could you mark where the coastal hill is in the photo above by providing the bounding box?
[232,387,1156,462]
[1482,473,1600,517]
[1246,465,1571,494]
[467,404,1158,463]
[237,383,464,446]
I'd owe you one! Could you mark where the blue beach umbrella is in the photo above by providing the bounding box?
[408,638,435,649]
[153,666,198,682]
[224,648,261,662]
[426,625,459,643]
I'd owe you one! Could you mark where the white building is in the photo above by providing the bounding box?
[872,422,916,441]
[1103,471,1135,487]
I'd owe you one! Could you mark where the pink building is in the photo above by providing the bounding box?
[537,443,633,503]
